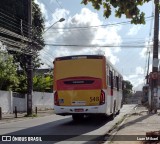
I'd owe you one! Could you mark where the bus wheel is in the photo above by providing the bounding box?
[110,112,116,120]
[72,114,84,122]
[116,110,120,115]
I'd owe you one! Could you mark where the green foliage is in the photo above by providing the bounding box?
[33,74,53,92]
[123,80,133,96]
[0,51,19,90]
[0,1,49,93]
[14,72,27,93]
[7,0,45,72]
[32,0,45,48]
[14,72,53,93]
[81,0,151,24]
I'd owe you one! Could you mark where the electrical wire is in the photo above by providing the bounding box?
[0,9,31,29]
[55,0,63,9]
[44,43,152,48]
[45,16,153,30]
[0,11,30,34]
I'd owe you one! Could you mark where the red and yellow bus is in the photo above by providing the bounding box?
[53,55,123,121]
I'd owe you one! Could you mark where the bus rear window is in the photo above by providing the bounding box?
[64,80,94,85]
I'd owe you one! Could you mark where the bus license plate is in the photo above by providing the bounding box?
[74,109,84,112]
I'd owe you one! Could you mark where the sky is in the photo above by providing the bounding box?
[35,0,155,91]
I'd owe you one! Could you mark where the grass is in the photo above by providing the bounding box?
[130,112,143,116]
[24,113,38,118]
[108,114,127,134]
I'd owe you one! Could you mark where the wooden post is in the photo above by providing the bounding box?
[15,106,17,118]
[0,107,2,120]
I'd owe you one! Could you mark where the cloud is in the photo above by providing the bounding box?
[136,66,144,75]
[140,32,160,59]
[140,40,153,58]
[127,25,141,36]
[124,66,145,91]
[42,8,122,66]
[35,0,48,20]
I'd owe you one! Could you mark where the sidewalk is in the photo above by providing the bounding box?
[0,109,55,124]
[105,106,160,144]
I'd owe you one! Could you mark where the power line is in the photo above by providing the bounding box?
[45,43,151,48]
[0,9,30,28]
[45,16,153,30]
[0,10,31,37]
[55,0,63,9]
[45,39,149,46]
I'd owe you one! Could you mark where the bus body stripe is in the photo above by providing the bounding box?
[56,77,102,90]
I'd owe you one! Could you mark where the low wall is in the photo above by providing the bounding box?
[33,92,53,110]
[0,90,53,113]
[13,93,27,112]
[0,90,12,113]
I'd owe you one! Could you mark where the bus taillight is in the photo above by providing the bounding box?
[100,90,105,105]
[54,91,59,106]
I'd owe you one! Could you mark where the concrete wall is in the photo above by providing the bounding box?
[32,92,53,110]
[0,90,53,113]
[13,95,27,112]
[0,90,12,113]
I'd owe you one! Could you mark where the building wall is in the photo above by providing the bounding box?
[0,90,53,113]
[13,95,27,112]
[0,90,12,113]
[125,91,142,104]
[32,92,53,110]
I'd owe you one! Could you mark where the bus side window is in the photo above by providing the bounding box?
[112,70,116,88]
[107,65,110,86]
[119,77,122,90]
[114,76,117,88]
[109,70,113,88]
[116,76,119,91]
[112,70,114,87]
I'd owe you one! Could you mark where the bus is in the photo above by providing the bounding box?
[53,55,123,121]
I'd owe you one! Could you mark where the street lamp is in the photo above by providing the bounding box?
[43,18,65,34]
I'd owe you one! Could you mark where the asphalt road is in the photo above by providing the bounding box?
[0,104,136,144]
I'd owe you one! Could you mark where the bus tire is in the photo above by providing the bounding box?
[72,114,84,122]
[116,110,120,115]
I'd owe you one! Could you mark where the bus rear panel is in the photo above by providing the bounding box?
[53,55,107,116]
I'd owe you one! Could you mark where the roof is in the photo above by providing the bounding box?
[53,54,123,77]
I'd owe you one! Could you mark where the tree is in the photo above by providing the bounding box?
[8,0,45,72]
[14,70,53,93]
[32,0,45,48]
[14,73,28,93]
[33,74,53,92]
[0,50,19,90]
[81,0,151,24]
[123,80,133,96]
[6,0,45,93]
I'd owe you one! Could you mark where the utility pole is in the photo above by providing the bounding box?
[146,51,150,84]
[150,0,159,113]
[27,0,33,116]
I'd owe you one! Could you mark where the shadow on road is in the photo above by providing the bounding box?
[4,115,111,143]
[118,113,153,131]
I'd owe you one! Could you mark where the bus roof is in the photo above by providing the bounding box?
[54,55,104,61]
[53,54,122,77]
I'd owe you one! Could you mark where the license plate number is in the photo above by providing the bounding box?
[74,109,84,112]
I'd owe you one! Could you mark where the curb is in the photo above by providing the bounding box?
[104,114,130,144]
[103,105,138,144]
